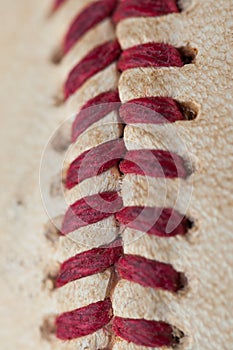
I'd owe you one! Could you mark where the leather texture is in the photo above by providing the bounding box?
[0,0,232,349]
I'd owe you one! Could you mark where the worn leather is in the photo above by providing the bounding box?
[0,0,232,349]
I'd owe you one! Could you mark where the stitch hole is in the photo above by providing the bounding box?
[178,100,200,120]
[50,174,64,199]
[53,92,64,107]
[183,156,196,177]
[44,216,63,244]
[51,47,63,65]
[178,0,194,12]
[40,315,56,341]
[172,327,185,347]
[188,214,199,233]
[42,269,59,291]
[178,45,198,64]
[50,125,71,153]
[185,217,200,243]
[186,217,195,231]
[177,272,188,292]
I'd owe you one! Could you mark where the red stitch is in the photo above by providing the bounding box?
[117,254,185,292]
[113,0,179,23]
[64,40,121,99]
[72,90,121,142]
[116,207,190,237]
[52,0,67,11]
[120,97,184,124]
[119,150,188,178]
[113,317,177,347]
[56,241,123,287]
[118,43,183,71]
[63,0,118,54]
[66,139,126,189]
[62,191,123,235]
[56,299,112,340]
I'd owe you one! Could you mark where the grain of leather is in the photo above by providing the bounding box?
[0,0,232,350]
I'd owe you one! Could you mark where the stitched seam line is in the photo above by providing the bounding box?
[50,0,193,348]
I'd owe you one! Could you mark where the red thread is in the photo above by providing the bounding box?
[66,139,126,189]
[64,40,121,99]
[72,90,121,142]
[120,97,185,124]
[117,254,185,292]
[52,0,67,11]
[53,0,191,343]
[118,43,184,71]
[56,299,113,340]
[119,150,188,178]
[113,0,179,23]
[56,241,123,287]
[63,0,117,54]
[113,317,177,347]
[116,207,190,237]
[62,191,123,235]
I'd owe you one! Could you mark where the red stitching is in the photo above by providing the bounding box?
[72,90,120,142]
[118,42,184,71]
[66,139,126,189]
[113,317,178,347]
[113,0,180,23]
[63,0,118,54]
[116,207,191,238]
[52,0,67,12]
[119,149,188,178]
[51,0,193,345]
[64,40,121,99]
[56,240,123,287]
[116,254,185,292]
[62,191,123,235]
[56,299,113,340]
[119,96,185,124]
